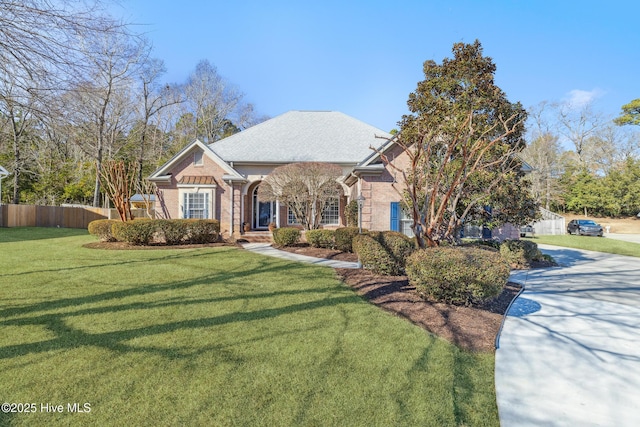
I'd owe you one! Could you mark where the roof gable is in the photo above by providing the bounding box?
[209,111,392,164]
[148,139,243,181]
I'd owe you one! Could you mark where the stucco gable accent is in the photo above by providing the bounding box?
[148,139,243,181]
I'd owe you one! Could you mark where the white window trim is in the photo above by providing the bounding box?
[320,198,340,226]
[287,198,340,226]
[400,206,415,238]
[178,185,216,219]
[287,208,300,225]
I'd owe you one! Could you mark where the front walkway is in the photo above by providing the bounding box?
[241,243,360,269]
[496,244,640,426]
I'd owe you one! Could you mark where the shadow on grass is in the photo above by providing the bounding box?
[0,251,328,318]
[0,251,361,361]
[0,292,358,361]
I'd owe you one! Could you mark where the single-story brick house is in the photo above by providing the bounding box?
[148,110,520,240]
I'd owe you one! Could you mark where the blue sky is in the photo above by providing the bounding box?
[114,0,640,132]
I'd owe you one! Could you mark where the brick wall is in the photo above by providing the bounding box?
[155,147,233,234]
[359,144,411,231]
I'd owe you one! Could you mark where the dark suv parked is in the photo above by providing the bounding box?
[567,219,604,237]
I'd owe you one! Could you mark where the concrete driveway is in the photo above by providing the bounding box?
[496,244,640,426]
[606,233,640,244]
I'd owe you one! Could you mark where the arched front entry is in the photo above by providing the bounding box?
[252,184,274,229]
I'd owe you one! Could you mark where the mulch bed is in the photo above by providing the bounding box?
[280,243,523,353]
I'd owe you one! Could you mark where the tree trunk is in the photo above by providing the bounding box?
[11,126,20,204]
[93,145,103,207]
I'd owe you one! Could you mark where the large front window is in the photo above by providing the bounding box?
[287,198,340,226]
[183,192,208,219]
[320,198,340,225]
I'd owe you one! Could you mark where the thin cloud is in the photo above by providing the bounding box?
[564,89,605,109]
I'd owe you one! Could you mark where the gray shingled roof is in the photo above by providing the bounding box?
[209,111,392,164]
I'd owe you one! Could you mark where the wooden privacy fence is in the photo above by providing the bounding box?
[0,205,153,229]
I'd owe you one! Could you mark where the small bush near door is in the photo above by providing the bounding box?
[272,227,301,247]
[345,200,359,227]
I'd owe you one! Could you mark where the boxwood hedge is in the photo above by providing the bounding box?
[306,229,335,249]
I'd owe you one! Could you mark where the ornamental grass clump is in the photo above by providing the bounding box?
[272,227,301,247]
[406,246,510,305]
[306,229,335,249]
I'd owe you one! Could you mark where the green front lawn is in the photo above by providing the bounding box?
[0,228,498,426]
[526,234,640,258]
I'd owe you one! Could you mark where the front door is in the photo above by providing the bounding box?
[253,185,274,229]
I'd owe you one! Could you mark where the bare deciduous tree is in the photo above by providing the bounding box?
[64,31,149,206]
[0,0,128,94]
[522,102,562,210]
[556,101,603,165]
[258,162,343,230]
[182,60,265,144]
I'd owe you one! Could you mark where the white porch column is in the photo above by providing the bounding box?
[275,199,280,228]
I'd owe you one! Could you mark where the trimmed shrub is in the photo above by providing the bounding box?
[157,219,189,245]
[306,229,335,249]
[272,227,301,247]
[111,219,156,245]
[353,234,401,276]
[110,221,127,242]
[184,219,220,244]
[88,219,119,242]
[463,238,501,251]
[500,239,542,268]
[406,246,510,305]
[334,227,364,253]
[375,231,415,272]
